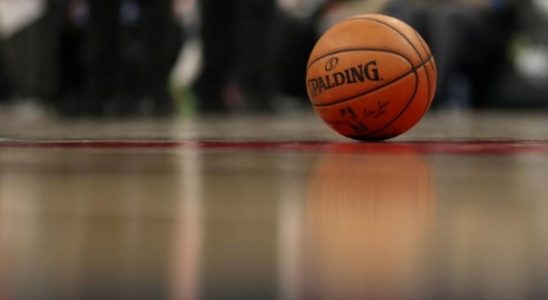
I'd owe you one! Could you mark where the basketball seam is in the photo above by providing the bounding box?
[424,61,436,107]
[312,55,433,108]
[423,35,438,105]
[309,16,434,139]
[306,48,410,71]
[352,61,420,139]
[341,16,432,139]
[412,30,434,113]
[346,16,425,65]
[347,16,433,109]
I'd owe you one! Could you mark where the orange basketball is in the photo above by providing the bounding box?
[306,14,436,140]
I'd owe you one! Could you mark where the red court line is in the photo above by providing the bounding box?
[1,139,548,155]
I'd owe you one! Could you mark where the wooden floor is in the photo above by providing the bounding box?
[1,110,548,299]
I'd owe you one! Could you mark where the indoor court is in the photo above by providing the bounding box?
[1,0,548,299]
[1,110,547,299]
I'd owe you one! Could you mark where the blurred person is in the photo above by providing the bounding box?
[59,0,184,117]
[193,0,519,113]
[192,0,277,114]
[386,0,519,109]
[54,0,88,114]
[266,0,324,110]
[488,0,548,108]
[0,0,65,115]
[268,0,389,111]
[0,55,10,101]
[275,0,520,110]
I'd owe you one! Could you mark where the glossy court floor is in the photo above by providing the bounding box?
[1,110,548,300]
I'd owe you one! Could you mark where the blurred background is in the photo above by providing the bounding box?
[0,0,547,120]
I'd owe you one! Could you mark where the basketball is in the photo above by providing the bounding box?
[306,14,437,140]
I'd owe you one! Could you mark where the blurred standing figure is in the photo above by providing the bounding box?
[65,0,183,116]
[386,0,518,108]
[0,0,65,106]
[489,0,548,108]
[0,51,10,101]
[193,0,277,114]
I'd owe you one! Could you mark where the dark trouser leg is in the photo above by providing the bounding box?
[84,0,123,114]
[234,0,276,111]
[136,0,183,115]
[269,13,316,101]
[193,0,234,112]
[0,0,65,103]
[0,45,10,101]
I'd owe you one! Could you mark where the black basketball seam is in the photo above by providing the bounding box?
[414,31,437,101]
[423,60,436,108]
[423,60,436,109]
[412,30,432,107]
[315,62,423,140]
[338,16,432,139]
[319,60,431,140]
[350,65,419,140]
[411,30,435,118]
[312,55,432,107]
[357,65,424,140]
[306,48,412,71]
[346,16,425,65]
[348,16,433,112]
[426,43,438,100]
